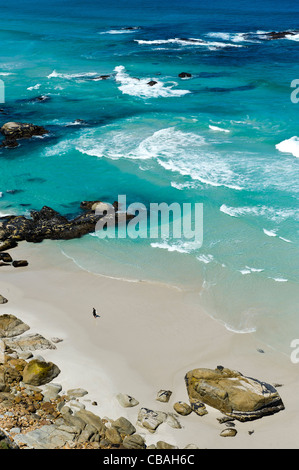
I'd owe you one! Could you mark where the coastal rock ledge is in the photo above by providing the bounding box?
[185,367,285,422]
[0,202,134,246]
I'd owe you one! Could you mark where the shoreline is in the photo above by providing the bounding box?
[1,239,299,448]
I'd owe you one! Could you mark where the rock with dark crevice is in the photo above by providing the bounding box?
[0,202,134,245]
[185,366,285,422]
[0,122,49,148]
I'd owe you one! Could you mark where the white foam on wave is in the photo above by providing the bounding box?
[285,33,299,41]
[135,37,242,49]
[150,238,202,254]
[99,28,139,35]
[207,31,261,43]
[114,65,190,98]
[221,323,257,334]
[170,181,197,190]
[263,228,277,237]
[279,236,292,243]
[220,204,299,222]
[239,266,264,275]
[76,126,244,190]
[47,70,99,80]
[196,254,214,264]
[209,125,230,133]
[27,83,41,91]
[268,277,288,282]
[276,136,299,158]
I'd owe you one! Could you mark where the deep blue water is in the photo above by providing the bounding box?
[0,0,299,356]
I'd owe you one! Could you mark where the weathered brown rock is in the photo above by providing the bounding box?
[156,389,172,403]
[22,359,60,386]
[220,428,237,437]
[173,401,192,416]
[137,408,167,433]
[111,416,136,436]
[12,260,28,268]
[122,434,146,449]
[0,253,12,262]
[0,240,18,252]
[3,333,56,352]
[185,367,285,422]
[0,295,8,304]
[0,122,48,148]
[0,314,30,338]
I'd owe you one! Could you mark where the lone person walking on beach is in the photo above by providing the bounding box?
[93,307,100,318]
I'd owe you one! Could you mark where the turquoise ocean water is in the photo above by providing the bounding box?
[0,0,298,356]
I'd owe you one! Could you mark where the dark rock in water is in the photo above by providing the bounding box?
[92,75,110,80]
[0,122,49,148]
[262,30,299,40]
[178,72,192,78]
[12,260,28,268]
[147,80,157,86]
[123,26,140,30]
[0,201,135,245]
[29,95,51,103]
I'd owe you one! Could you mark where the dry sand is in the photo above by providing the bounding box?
[0,240,298,449]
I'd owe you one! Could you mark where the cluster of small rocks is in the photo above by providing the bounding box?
[0,313,197,449]
[0,252,28,268]
[0,308,284,449]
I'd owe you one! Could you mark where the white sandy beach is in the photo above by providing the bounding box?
[1,239,299,449]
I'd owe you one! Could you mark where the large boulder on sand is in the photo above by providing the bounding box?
[185,366,285,422]
[22,359,60,386]
[0,314,30,338]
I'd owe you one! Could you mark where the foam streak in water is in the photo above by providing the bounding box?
[114,66,190,98]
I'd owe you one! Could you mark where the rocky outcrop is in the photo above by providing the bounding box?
[0,314,30,338]
[185,367,285,422]
[22,359,61,386]
[3,333,56,352]
[0,202,134,246]
[0,313,192,449]
[0,122,48,148]
[262,30,299,40]
[178,72,192,78]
